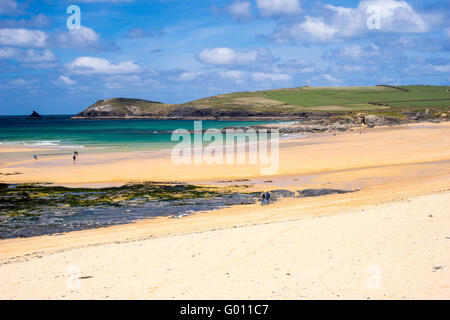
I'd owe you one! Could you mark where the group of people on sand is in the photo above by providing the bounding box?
[261,191,271,206]
[33,151,79,161]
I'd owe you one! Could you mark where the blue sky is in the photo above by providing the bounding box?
[0,0,449,115]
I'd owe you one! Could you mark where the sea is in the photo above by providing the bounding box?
[0,115,284,153]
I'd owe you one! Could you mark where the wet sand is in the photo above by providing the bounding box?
[1,122,449,185]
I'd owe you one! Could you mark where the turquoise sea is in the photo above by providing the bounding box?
[0,115,280,152]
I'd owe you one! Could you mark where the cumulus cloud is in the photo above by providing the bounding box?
[272,0,429,43]
[274,16,337,43]
[276,59,317,74]
[251,72,291,82]
[0,47,18,59]
[178,71,201,81]
[211,1,253,22]
[0,28,47,47]
[0,13,50,28]
[220,70,246,80]
[126,28,165,38]
[322,44,382,61]
[405,58,450,75]
[57,75,76,86]
[65,57,142,75]
[197,47,276,65]
[0,47,56,63]
[78,0,133,2]
[0,0,19,15]
[54,26,98,47]
[53,26,119,51]
[22,49,56,63]
[256,0,301,17]
[227,1,253,21]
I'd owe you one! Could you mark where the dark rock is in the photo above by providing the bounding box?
[270,189,296,198]
[297,188,356,197]
[28,111,42,119]
[363,115,405,128]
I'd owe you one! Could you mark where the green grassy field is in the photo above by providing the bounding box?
[262,86,450,111]
[177,85,450,114]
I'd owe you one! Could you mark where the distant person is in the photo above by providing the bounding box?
[265,191,271,205]
[33,154,38,160]
[261,192,266,206]
[73,154,77,162]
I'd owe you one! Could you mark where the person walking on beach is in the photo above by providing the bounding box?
[33,154,38,160]
[265,191,271,205]
[261,192,266,206]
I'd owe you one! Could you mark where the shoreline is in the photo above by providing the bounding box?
[1,122,449,186]
[1,154,449,263]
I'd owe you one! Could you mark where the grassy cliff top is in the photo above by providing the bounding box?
[74,85,450,118]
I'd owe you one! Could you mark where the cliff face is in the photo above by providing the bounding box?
[72,97,329,120]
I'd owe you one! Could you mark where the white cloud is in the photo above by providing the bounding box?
[323,74,341,83]
[220,70,245,80]
[78,0,133,2]
[331,64,378,74]
[227,1,252,21]
[0,0,19,15]
[322,44,382,61]
[197,47,275,65]
[22,49,56,63]
[6,78,36,87]
[257,0,301,17]
[0,47,19,59]
[251,72,291,82]
[178,71,201,81]
[406,62,450,75]
[272,0,428,43]
[0,28,47,47]
[54,26,99,47]
[57,75,76,86]
[274,17,337,43]
[0,47,56,63]
[276,59,317,74]
[0,14,50,28]
[65,57,142,75]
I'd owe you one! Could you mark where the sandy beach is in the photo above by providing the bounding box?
[1,122,449,299]
[0,192,449,299]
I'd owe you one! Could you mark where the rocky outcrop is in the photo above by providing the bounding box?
[247,113,409,133]
[72,98,167,118]
[361,115,405,128]
[28,111,42,119]
[297,189,356,197]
